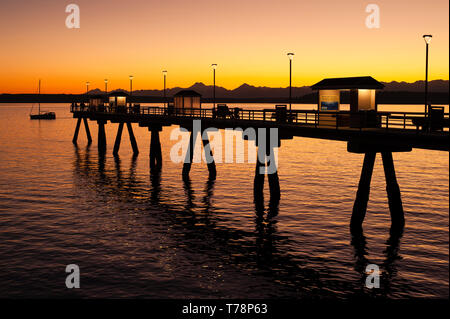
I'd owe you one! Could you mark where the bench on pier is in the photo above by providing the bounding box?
[411,106,448,132]
[131,104,141,114]
[215,104,233,119]
[270,105,296,123]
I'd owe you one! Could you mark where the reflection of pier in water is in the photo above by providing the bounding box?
[72,145,408,297]
[71,102,449,233]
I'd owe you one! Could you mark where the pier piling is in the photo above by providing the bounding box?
[72,118,81,144]
[381,152,405,229]
[113,123,124,156]
[150,127,162,169]
[73,117,92,144]
[351,150,405,232]
[182,129,217,178]
[253,141,281,206]
[182,130,196,176]
[97,120,107,152]
[201,132,216,178]
[83,118,92,144]
[254,156,265,204]
[126,123,139,155]
[351,152,376,232]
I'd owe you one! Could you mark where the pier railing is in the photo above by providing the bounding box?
[70,104,449,133]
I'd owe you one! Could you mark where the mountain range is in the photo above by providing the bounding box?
[87,80,449,99]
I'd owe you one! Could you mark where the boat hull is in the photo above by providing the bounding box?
[30,112,56,120]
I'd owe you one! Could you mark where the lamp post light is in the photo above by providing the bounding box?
[86,81,90,95]
[129,75,134,105]
[423,35,432,115]
[162,70,167,108]
[104,79,108,95]
[287,53,294,114]
[211,64,217,111]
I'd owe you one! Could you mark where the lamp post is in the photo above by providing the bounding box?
[104,79,108,95]
[86,81,90,95]
[423,35,432,115]
[287,53,294,114]
[162,70,167,108]
[129,75,134,106]
[211,64,217,111]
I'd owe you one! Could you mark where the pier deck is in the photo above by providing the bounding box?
[71,105,449,151]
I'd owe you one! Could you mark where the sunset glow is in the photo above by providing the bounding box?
[0,0,448,93]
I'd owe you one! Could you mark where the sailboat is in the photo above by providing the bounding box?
[30,79,56,120]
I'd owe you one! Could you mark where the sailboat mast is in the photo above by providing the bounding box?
[38,79,41,114]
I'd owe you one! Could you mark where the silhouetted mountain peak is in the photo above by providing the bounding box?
[189,82,209,89]
[87,88,104,95]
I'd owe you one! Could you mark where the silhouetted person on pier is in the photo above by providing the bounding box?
[234,107,241,119]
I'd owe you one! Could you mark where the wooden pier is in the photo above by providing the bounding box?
[70,104,449,233]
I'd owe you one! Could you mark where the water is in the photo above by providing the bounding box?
[0,103,448,298]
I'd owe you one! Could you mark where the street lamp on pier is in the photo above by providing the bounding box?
[162,70,167,108]
[423,34,432,115]
[129,75,134,105]
[287,52,294,114]
[211,64,217,111]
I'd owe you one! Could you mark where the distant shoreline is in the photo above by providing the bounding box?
[0,91,448,105]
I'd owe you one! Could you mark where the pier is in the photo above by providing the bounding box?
[70,101,449,233]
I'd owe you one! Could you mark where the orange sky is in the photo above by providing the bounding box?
[0,0,448,93]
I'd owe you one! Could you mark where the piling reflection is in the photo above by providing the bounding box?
[72,148,367,298]
[182,175,195,213]
[351,224,404,296]
[254,195,279,267]
[381,226,404,295]
[150,167,162,204]
[201,176,216,217]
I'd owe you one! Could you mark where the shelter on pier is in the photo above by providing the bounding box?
[109,91,129,113]
[311,76,384,128]
[88,95,105,112]
[173,90,201,116]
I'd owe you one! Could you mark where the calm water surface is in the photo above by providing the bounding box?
[0,103,448,298]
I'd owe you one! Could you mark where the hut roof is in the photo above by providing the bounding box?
[90,95,105,99]
[311,76,384,90]
[174,90,202,97]
[109,91,130,97]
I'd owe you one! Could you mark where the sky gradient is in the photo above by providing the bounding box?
[0,0,448,93]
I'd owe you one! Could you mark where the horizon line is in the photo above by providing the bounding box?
[2,79,449,95]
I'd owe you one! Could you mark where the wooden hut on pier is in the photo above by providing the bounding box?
[311,76,384,128]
